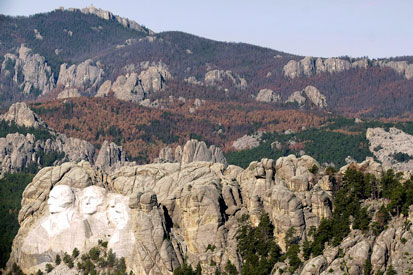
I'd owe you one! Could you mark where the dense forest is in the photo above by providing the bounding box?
[30,97,325,162]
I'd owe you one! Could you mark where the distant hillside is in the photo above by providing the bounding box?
[0,7,412,118]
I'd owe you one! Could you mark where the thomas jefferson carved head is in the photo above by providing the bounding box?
[80,186,106,215]
[48,185,75,214]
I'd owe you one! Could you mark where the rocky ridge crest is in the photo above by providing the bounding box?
[8,154,413,274]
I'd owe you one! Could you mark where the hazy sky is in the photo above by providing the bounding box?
[2,0,413,58]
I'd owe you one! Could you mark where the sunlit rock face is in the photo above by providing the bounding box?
[10,163,179,274]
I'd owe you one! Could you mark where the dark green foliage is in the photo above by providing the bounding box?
[309,164,319,174]
[285,244,302,273]
[284,227,299,249]
[173,261,199,275]
[0,173,35,268]
[63,252,71,264]
[45,263,54,273]
[363,258,372,275]
[136,119,179,145]
[0,120,54,141]
[76,244,128,274]
[226,124,372,168]
[311,169,372,254]
[381,170,413,216]
[353,207,371,232]
[237,213,282,275]
[206,244,216,252]
[301,237,312,260]
[72,247,79,259]
[386,265,397,275]
[224,260,238,275]
[195,263,202,275]
[10,262,24,275]
[89,247,100,261]
[392,152,413,162]
[36,270,43,275]
[55,254,61,265]
[107,249,116,267]
[371,205,390,236]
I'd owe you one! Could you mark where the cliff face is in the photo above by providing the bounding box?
[7,153,413,274]
[1,45,55,95]
[283,56,413,80]
[0,103,128,175]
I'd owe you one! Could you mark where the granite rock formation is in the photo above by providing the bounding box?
[57,59,104,93]
[95,63,171,102]
[1,45,55,95]
[286,86,327,109]
[284,56,413,80]
[156,139,227,167]
[6,154,413,274]
[0,103,127,175]
[366,127,413,173]
[255,89,281,103]
[204,69,247,90]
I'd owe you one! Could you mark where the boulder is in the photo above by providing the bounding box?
[256,89,281,103]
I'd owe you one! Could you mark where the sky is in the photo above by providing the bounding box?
[1,0,413,58]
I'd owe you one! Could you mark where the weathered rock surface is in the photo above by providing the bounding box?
[78,5,153,34]
[57,59,104,93]
[204,69,247,90]
[7,155,413,274]
[0,102,45,128]
[1,45,55,95]
[139,62,171,93]
[374,60,413,80]
[232,132,262,150]
[0,103,128,175]
[95,140,128,172]
[366,127,413,173]
[156,139,227,167]
[284,56,413,80]
[286,86,327,109]
[96,63,171,102]
[56,88,81,99]
[256,89,281,103]
[96,73,144,102]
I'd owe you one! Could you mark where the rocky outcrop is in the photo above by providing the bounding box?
[7,154,413,274]
[374,60,413,80]
[156,139,227,167]
[139,63,171,93]
[1,45,55,95]
[57,59,104,93]
[204,69,247,90]
[0,103,129,175]
[232,133,262,150]
[286,86,327,109]
[96,73,144,102]
[78,5,153,34]
[95,140,127,172]
[57,88,81,99]
[0,102,45,129]
[366,127,413,173]
[96,63,171,102]
[255,89,281,103]
[284,56,413,80]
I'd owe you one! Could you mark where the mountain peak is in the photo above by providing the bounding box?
[56,5,153,35]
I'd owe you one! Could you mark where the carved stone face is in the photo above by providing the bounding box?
[107,199,128,229]
[81,186,105,215]
[48,185,74,214]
